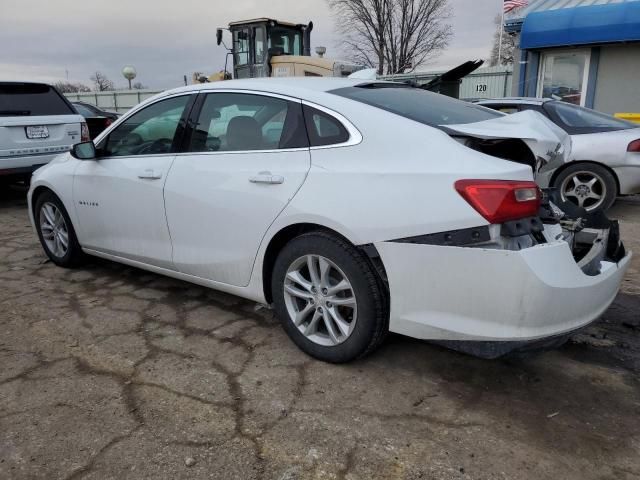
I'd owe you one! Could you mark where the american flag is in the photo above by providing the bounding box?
[504,0,528,13]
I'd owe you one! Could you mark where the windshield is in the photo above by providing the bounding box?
[331,84,503,127]
[0,83,74,116]
[546,101,635,130]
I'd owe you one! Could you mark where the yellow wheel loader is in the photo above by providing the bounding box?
[214,18,364,80]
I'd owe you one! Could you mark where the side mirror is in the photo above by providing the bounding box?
[216,28,223,46]
[71,141,96,160]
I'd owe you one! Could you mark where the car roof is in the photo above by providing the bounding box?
[476,97,552,106]
[0,81,54,87]
[157,77,395,100]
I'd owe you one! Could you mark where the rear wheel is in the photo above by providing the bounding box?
[34,191,84,267]
[553,163,617,212]
[271,232,388,363]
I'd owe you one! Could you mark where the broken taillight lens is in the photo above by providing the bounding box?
[627,139,640,152]
[81,122,90,142]
[455,179,541,224]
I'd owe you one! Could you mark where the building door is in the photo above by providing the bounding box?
[537,50,591,106]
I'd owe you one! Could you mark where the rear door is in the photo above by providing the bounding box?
[0,83,83,169]
[164,91,310,286]
[73,94,194,269]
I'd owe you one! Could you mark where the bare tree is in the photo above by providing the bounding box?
[489,15,516,67]
[328,0,391,75]
[53,81,91,93]
[90,71,114,91]
[328,0,452,75]
[132,82,147,90]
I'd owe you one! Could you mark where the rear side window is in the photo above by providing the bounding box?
[331,85,502,127]
[0,83,74,116]
[303,105,349,146]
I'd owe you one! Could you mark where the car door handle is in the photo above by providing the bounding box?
[138,169,162,180]
[249,172,284,184]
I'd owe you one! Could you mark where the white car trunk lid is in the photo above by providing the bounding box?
[445,110,571,174]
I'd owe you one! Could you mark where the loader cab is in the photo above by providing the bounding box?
[221,18,312,79]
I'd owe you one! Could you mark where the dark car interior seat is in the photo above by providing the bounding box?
[226,116,262,151]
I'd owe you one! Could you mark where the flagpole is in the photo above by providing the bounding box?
[498,1,505,66]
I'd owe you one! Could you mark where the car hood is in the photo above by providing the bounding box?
[444,110,571,174]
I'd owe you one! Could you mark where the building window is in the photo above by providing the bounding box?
[538,50,591,106]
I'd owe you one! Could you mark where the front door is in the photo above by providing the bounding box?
[73,94,192,269]
[164,92,311,286]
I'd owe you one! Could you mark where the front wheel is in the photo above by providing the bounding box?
[553,163,617,212]
[271,232,388,363]
[34,191,85,267]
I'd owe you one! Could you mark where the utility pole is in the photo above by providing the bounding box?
[498,2,505,66]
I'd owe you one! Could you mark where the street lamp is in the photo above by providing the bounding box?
[122,65,137,90]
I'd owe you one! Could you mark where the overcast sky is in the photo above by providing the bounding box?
[0,0,501,89]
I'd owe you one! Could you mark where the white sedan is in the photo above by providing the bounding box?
[28,78,631,362]
[475,98,640,212]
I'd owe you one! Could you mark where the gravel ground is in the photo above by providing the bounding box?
[1,186,639,480]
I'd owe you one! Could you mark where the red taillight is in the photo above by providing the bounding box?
[81,122,90,142]
[105,118,113,127]
[628,139,640,152]
[455,179,541,224]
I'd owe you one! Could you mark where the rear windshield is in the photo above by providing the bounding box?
[331,84,503,127]
[73,104,95,117]
[546,101,635,130]
[0,83,74,116]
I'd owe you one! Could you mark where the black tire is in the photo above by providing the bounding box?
[552,163,617,213]
[34,190,85,268]
[271,231,388,363]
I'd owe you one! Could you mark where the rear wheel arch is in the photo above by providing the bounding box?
[261,223,388,305]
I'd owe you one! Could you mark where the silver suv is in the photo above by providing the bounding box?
[0,82,88,184]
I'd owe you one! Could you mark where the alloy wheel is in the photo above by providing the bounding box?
[40,202,69,258]
[560,170,606,211]
[283,254,358,347]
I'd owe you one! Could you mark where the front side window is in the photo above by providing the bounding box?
[187,93,308,152]
[233,28,249,66]
[102,95,190,157]
[332,84,502,127]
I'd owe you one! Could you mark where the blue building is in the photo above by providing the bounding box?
[505,0,640,115]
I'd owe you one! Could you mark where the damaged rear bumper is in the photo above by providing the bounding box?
[375,238,631,355]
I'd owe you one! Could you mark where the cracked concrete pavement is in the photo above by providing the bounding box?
[1,186,639,480]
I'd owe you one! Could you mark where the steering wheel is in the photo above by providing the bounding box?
[137,138,173,155]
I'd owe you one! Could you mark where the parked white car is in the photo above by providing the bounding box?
[475,98,640,212]
[0,82,88,184]
[28,78,630,362]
